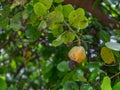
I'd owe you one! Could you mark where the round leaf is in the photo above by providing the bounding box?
[57,61,70,72]
[101,76,112,90]
[68,8,88,29]
[63,4,74,17]
[39,0,53,9]
[105,42,120,51]
[100,47,116,64]
[62,31,75,44]
[34,2,47,17]
[52,35,64,46]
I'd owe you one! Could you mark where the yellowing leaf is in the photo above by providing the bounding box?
[100,47,116,64]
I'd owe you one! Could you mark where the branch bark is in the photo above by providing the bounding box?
[63,0,120,30]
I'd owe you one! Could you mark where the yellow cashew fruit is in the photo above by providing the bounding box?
[68,46,86,63]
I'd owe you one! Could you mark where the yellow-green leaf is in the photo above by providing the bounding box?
[101,76,112,90]
[61,31,75,44]
[68,8,88,29]
[100,47,116,64]
[39,0,53,9]
[33,2,47,17]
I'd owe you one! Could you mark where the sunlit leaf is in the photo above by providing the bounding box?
[62,31,75,44]
[101,76,112,90]
[105,42,120,51]
[47,5,64,23]
[34,2,47,17]
[49,23,63,37]
[10,60,17,69]
[54,0,64,3]
[39,0,53,9]
[68,8,88,29]
[63,4,74,17]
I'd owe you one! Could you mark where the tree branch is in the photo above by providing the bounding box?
[63,0,120,30]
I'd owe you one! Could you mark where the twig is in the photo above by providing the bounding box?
[110,71,120,79]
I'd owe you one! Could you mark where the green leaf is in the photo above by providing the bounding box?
[39,0,53,9]
[7,86,18,90]
[10,60,17,69]
[52,35,64,46]
[29,13,39,26]
[113,82,120,90]
[62,31,75,44]
[0,66,8,74]
[68,8,88,29]
[105,42,120,51]
[57,61,70,72]
[72,70,87,82]
[55,4,63,12]
[101,76,112,90]
[10,12,22,31]
[47,6,64,23]
[38,20,47,30]
[69,8,85,24]
[62,72,74,84]
[54,0,64,3]
[26,25,40,41]
[33,2,47,17]
[89,68,99,81]
[49,23,63,37]
[0,76,7,90]
[99,30,110,42]
[0,17,9,29]
[100,47,116,64]
[80,84,93,90]
[63,81,79,90]
[77,17,88,29]
[63,4,74,18]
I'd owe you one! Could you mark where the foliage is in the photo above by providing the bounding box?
[0,0,120,90]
